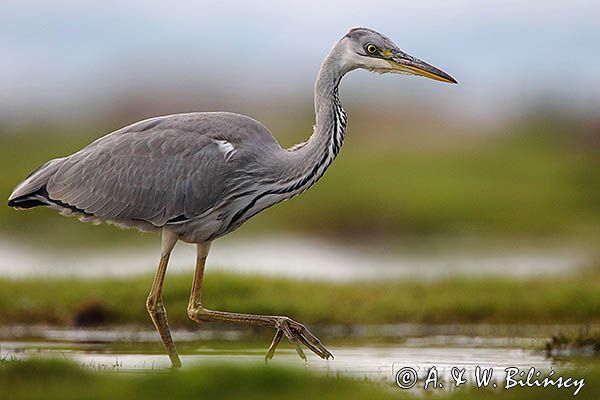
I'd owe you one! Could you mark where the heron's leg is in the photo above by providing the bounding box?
[187,243,333,362]
[146,229,181,368]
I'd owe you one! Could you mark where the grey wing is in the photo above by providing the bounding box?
[8,112,280,228]
[48,141,216,226]
[46,127,229,227]
[8,112,280,227]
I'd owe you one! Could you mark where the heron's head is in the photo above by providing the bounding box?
[338,27,457,84]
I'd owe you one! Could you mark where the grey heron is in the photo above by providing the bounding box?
[8,27,456,368]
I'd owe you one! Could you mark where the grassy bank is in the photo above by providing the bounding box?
[1,359,598,400]
[1,269,598,327]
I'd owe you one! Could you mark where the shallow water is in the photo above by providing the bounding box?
[2,339,557,385]
[0,325,564,386]
[33,346,559,386]
[0,234,591,281]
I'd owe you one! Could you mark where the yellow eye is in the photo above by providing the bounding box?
[366,44,378,55]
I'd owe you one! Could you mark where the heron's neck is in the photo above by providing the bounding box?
[309,55,347,160]
[280,49,348,193]
[222,47,349,231]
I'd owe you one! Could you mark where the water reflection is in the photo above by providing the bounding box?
[0,235,590,281]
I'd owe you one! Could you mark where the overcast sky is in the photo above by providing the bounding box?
[1,0,599,122]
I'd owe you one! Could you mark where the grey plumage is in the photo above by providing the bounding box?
[8,27,456,367]
[10,112,286,240]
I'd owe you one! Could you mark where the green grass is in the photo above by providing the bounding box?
[2,115,599,247]
[0,359,395,400]
[1,359,599,400]
[546,327,600,355]
[1,268,599,326]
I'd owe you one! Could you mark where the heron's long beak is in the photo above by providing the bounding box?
[387,51,457,84]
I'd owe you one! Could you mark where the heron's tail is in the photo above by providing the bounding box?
[7,159,62,209]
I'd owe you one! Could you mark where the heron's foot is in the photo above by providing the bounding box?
[265,317,333,362]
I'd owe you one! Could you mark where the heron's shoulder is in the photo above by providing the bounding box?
[116,112,275,143]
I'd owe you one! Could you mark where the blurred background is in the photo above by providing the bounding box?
[2,0,599,250]
[2,0,600,279]
[0,0,599,394]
